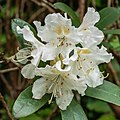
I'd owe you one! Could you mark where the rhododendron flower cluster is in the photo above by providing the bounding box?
[15,8,113,110]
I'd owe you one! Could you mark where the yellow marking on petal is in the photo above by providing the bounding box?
[63,26,70,35]
[79,49,91,54]
[51,69,57,74]
[55,26,62,35]
[59,54,64,61]
[50,60,56,66]
[55,25,70,35]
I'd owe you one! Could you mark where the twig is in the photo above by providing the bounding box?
[15,0,20,18]
[108,63,120,86]
[0,74,13,97]
[31,0,41,6]
[79,0,86,21]
[92,0,96,8]
[108,0,112,7]
[42,0,54,8]
[110,49,120,65]
[46,107,59,120]
[115,0,119,7]
[0,67,19,74]
[0,92,14,120]
[31,0,55,13]
[28,7,46,23]
[0,53,21,69]
[109,103,120,119]
[17,69,25,90]
[20,0,26,19]
[5,0,11,52]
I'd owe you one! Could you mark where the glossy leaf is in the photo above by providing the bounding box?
[96,7,120,29]
[11,18,36,48]
[54,2,80,27]
[87,100,111,113]
[61,100,88,120]
[98,113,116,120]
[13,86,50,118]
[103,29,120,35]
[85,81,120,106]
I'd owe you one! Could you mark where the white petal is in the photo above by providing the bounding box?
[38,13,73,43]
[59,46,75,60]
[78,26,104,47]
[72,80,87,96]
[21,64,36,79]
[80,7,100,29]
[64,74,87,96]
[77,7,103,47]
[35,65,55,76]
[63,48,78,65]
[45,13,72,27]
[38,26,58,43]
[32,78,51,99]
[17,26,43,47]
[85,65,104,87]
[41,46,57,61]
[87,46,113,65]
[56,88,73,110]
[17,25,48,64]
[31,49,42,66]
[33,21,42,32]
[73,55,104,87]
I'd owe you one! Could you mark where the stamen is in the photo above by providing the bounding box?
[104,73,109,78]
[64,13,67,18]
[59,87,62,96]
[77,56,95,82]
[86,68,94,75]
[48,75,62,104]
[48,93,54,104]
[101,71,105,73]
[48,76,58,91]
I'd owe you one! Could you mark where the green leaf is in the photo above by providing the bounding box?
[110,37,120,49]
[85,81,120,106]
[103,29,120,34]
[13,86,50,118]
[87,100,111,113]
[11,18,36,48]
[20,114,42,120]
[96,7,120,29]
[54,2,80,27]
[61,100,88,120]
[98,113,116,120]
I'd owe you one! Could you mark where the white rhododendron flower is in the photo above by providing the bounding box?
[15,7,113,110]
[77,7,104,48]
[32,61,87,110]
[34,13,80,59]
[16,26,57,78]
[68,47,113,87]
[17,25,47,65]
[16,26,45,78]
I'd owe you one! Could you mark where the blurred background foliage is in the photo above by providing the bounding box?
[0,0,120,120]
